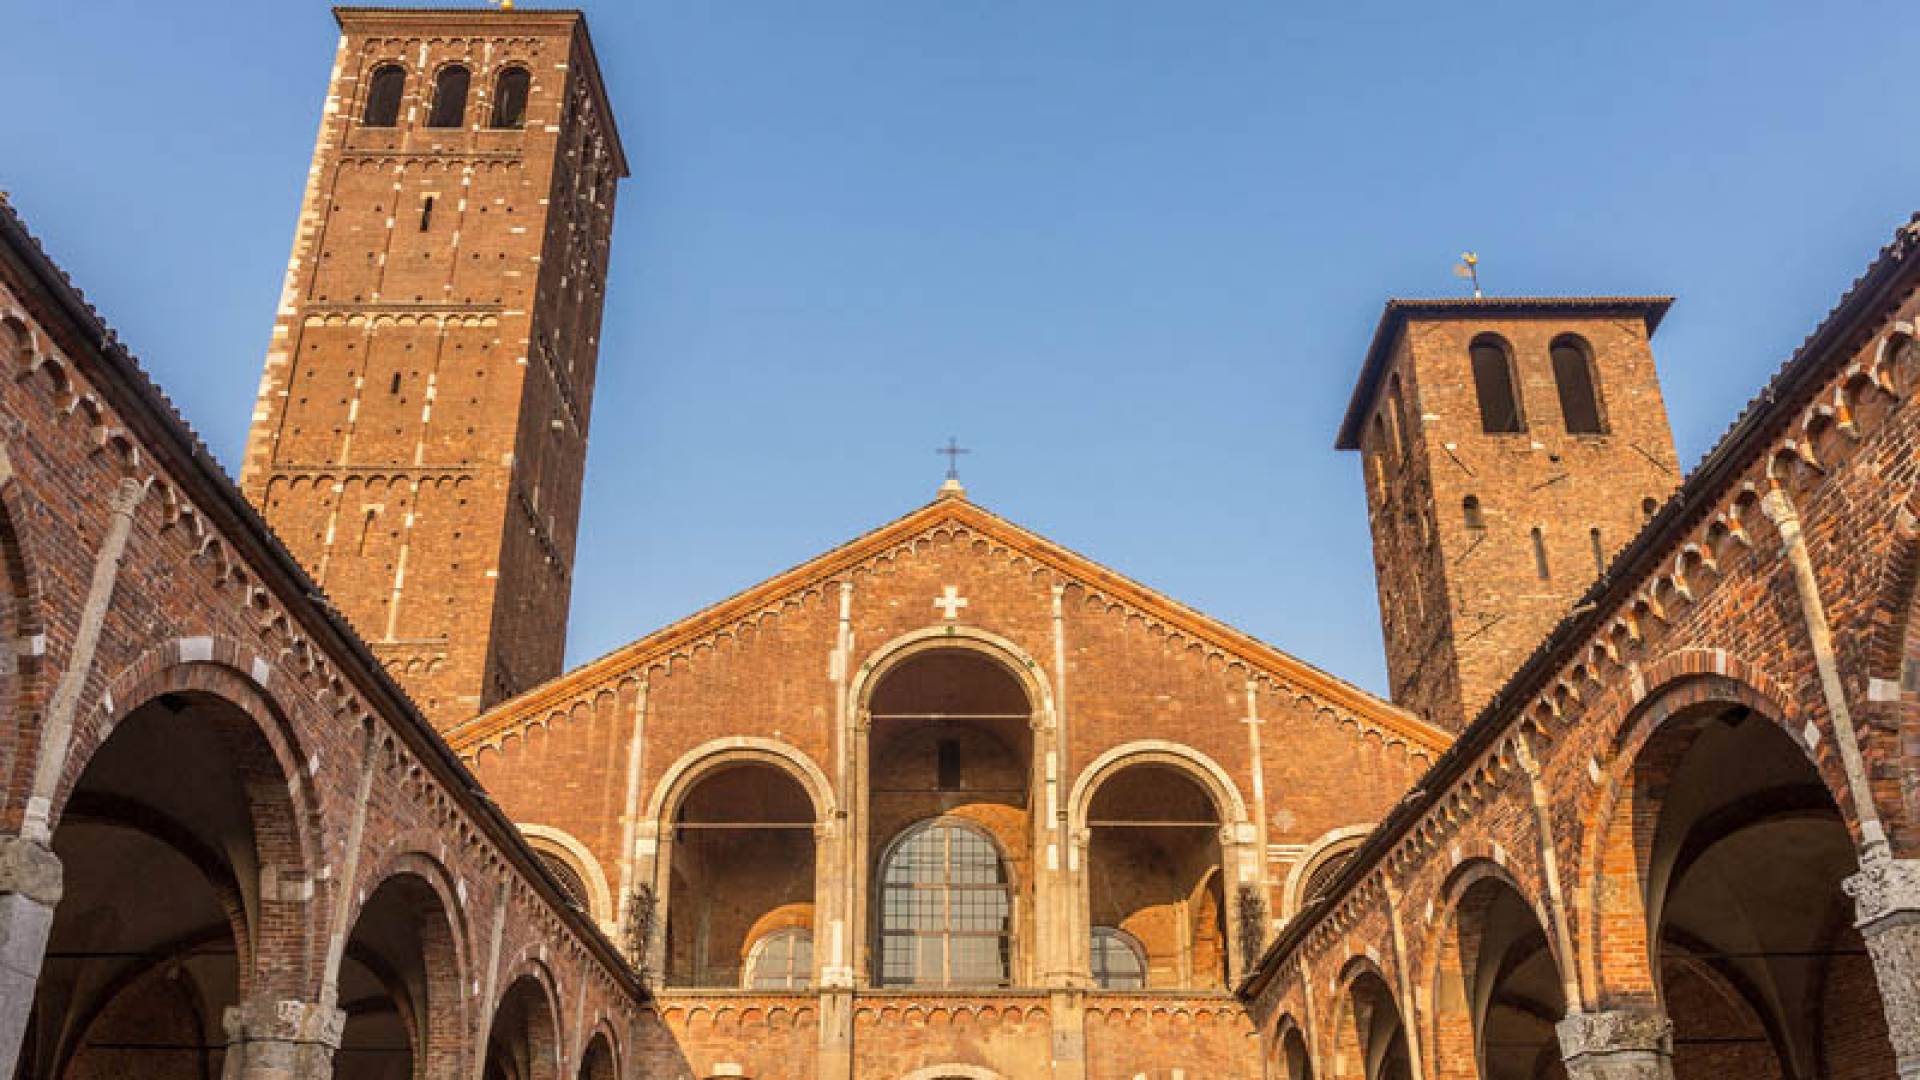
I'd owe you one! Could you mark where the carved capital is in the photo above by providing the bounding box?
[0,835,62,907]
[222,995,345,1052]
[1551,1006,1674,1060]
[1845,857,1920,931]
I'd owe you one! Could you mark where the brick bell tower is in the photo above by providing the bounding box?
[1336,297,1682,732]
[241,6,626,727]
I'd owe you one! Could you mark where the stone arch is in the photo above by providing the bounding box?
[896,1066,1006,1080]
[1284,825,1375,918]
[643,736,835,824]
[849,623,1056,724]
[1327,953,1413,1080]
[1066,740,1249,834]
[519,822,615,928]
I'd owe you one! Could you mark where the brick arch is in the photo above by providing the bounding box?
[518,821,615,929]
[1570,663,1821,1010]
[643,736,835,825]
[46,648,325,998]
[1421,856,1566,1080]
[849,623,1056,724]
[1066,739,1250,833]
[1326,952,1408,1080]
[485,956,566,1080]
[342,850,475,1076]
[575,1016,622,1080]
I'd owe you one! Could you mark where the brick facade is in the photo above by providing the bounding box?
[240,7,624,728]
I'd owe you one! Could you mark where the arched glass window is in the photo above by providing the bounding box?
[1470,335,1525,433]
[362,64,405,128]
[427,64,471,129]
[490,67,531,129]
[1090,927,1147,990]
[1552,334,1606,434]
[878,819,1011,988]
[1463,495,1485,531]
[745,928,813,990]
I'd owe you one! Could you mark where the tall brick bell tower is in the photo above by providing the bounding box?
[242,6,626,727]
[1337,298,1682,732]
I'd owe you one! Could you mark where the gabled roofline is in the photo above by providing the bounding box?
[333,6,629,177]
[1333,296,1674,450]
[445,493,1451,755]
[1244,218,1920,1003]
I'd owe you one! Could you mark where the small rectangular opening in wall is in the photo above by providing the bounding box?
[1532,527,1551,580]
[420,196,435,232]
[936,739,961,790]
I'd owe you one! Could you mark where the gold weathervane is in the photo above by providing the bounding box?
[1453,251,1483,299]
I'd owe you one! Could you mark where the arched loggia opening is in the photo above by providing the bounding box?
[1330,966,1412,1080]
[1085,764,1226,989]
[664,762,817,989]
[1275,1019,1313,1080]
[334,869,466,1078]
[482,973,560,1080]
[866,646,1033,987]
[1624,700,1895,1078]
[1429,868,1566,1080]
[13,687,310,1079]
[577,1031,616,1080]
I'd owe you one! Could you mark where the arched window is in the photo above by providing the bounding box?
[427,64,470,129]
[1531,526,1551,580]
[1552,334,1606,434]
[1470,335,1525,433]
[878,819,1011,988]
[490,67,531,129]
[1463,495,1485,531]
[535,851,589,910]
[745,928,813,990]
[362,64,405,128]
[1590,527,1606,575]
[1090,927,1147,990]
[1386,375,1408,458]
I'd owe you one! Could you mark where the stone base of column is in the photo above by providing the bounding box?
[0,835,62,1078]
[220,996,344,1080]
[1049,990,1087,1080]
[1555,1009,1673,1080]
[1845,856,1920,1079]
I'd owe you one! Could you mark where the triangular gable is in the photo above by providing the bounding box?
[444,491,1452,754]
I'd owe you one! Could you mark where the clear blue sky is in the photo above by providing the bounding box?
[4,1,1915,696]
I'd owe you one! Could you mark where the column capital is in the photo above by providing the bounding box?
[1556,1008,1673,1080]
[223,995,345,1078]
[1845,855,1920,930]
[0,836,62,907]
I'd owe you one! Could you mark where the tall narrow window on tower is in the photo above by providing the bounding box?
[490,67,531,129]
[362,64,405,128]
[1552,334,1607,434]
[1470,335,1525,433]
[427,64,471,128]
[1463,496,1485,531]
[1531,527,1551,580]
[1387,375,1409,457]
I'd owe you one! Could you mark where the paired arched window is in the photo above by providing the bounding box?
[1552,334,1607,434]
[490,67,531,129]
[427,64,471,128]
[1470,335,1525,433]
[877,819,1011,988]
[362,64,405,128]
[1090,927,1147,990]
[745,928,813,990]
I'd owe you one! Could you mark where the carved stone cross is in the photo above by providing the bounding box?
[934,585,968,621]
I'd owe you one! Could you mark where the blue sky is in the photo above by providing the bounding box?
[4,1,1915,695]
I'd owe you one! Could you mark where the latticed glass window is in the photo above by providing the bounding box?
[1090,927,1147,990]
[745,928,813,990]
[878,820,1011,987]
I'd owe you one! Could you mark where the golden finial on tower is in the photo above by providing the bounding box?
[1453,251,1483,299]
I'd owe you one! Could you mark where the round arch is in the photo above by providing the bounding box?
[1423,857,1568,1080]
[1066,740,1250,834]
[873,816,1018,989]
[1283,825,1374,918]
[849,624,1055,723]
[519,823,616,928]
[897,1066,1007,1080]
[485,957,566,1080]
[644,736,836,825]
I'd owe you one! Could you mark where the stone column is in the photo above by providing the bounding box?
[1555,1009,1673,1080]
[1845,856,1920,1078]
[0,835,61,1077]
[220,995,344,1080]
